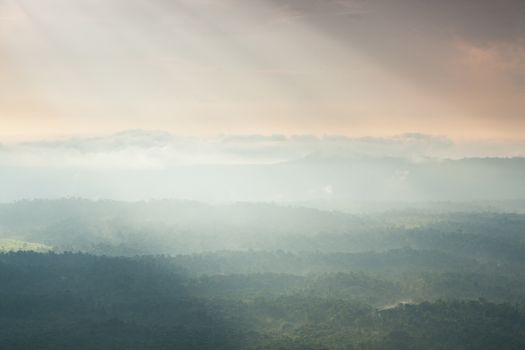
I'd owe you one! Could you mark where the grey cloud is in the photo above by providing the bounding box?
[24,130,177,153]
[217,133,456,160]
[221,134,288,144]
[5,131,524,170]
[0,130,460,169]
[266,0,525,43]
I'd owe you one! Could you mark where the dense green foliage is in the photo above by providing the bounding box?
[1,199,525,349]
[1,252,525,349]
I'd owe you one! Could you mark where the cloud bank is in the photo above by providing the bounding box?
[0,130,523,170]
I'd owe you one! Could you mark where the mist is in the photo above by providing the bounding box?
[1,129,525,204]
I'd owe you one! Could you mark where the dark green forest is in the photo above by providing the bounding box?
[1,199,525,349]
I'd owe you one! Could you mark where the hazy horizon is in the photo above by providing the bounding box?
[0,128,523,204]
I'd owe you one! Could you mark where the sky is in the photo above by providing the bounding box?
[1,0,525,146]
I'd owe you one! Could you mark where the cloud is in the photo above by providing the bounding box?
[269,0,525,43]
[265,0,364,23]
[4,129,522,170]
[456,40,525,85]
[26,129,177,153]
[215,133,457,162]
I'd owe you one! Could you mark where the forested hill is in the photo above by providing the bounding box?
[1,199,525,348]
[1,198,525,255]
[1,252,525,350]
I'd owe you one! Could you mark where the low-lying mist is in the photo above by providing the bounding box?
[1,131,525,203]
